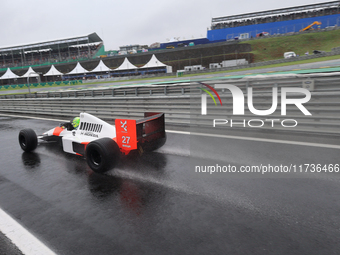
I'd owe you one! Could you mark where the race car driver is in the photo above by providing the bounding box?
[60,117,80,131]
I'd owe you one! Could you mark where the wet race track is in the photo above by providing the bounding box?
[1,115,340,254]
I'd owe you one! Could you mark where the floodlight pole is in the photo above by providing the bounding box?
[27,72,41,95]
[27,72,34,94]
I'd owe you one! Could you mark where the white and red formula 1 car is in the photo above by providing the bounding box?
[18,112,166,173]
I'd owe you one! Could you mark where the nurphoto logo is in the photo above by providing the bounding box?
[199,83,311,128]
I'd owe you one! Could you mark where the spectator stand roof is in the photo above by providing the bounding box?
[44,65,64,76]
[212,1,340,24]
[0,33,103,55]
[0,68,20,79]
[114,58,138,70]
[140,54,167,68]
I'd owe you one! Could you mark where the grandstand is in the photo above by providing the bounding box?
[0,33,103,69]
[208,1,340,41]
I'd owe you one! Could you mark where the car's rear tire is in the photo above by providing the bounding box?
[18,129,38,152]
[85,138,120,173]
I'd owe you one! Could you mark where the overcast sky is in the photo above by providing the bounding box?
[0,0,331,50]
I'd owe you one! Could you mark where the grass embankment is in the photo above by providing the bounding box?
[242,29,340,62]
[187,55,340,77]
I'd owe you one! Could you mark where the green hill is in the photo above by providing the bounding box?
[241,29,340,62]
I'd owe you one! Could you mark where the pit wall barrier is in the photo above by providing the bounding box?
[0,73,339,137]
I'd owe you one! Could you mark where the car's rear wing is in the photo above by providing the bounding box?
[115,112,166,154]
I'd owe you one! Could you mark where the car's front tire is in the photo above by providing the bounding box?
[18,129,38,152]
[85,138,120,173]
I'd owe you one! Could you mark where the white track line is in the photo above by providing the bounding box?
[0,208,56,255]
[2,113,340,149]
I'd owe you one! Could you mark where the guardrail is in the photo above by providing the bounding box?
[0,73,339,136]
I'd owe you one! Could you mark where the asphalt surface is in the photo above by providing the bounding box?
[0,115,340,254]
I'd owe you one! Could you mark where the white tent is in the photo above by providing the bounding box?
[21,67,40,78]
[66,62,89,74]
[114,58,138,71]
[90,60,112,73]
[140,54,167,68]
[0,68,20,80]
[44,65,63,76]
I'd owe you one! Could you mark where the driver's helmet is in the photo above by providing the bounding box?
[72,117,80,129]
